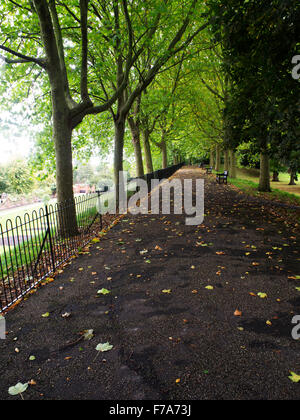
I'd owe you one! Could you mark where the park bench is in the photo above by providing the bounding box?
[216,170,229,184]
[206,167,213,174]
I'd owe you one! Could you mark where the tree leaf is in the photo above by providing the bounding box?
[257,292,267,299]
[97,289,110,295]
[95,342,113,352]
[289,372,300,383]
[8,383,28,396]
[83,330,94,341]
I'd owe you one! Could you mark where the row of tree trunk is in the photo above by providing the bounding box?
[210,145,273,192]
[210,146,237,179]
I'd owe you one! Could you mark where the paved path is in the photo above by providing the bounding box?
[1,167,300,400]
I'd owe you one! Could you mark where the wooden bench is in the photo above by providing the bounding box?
[206,167,213,174]
[216,171,229,184]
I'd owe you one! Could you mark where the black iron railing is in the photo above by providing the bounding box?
[0,163,184,313]
[0,193,104,313]
[129,163,184,187]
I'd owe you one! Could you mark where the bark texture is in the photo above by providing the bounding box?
[258,152,271,192]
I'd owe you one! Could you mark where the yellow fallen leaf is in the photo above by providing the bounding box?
[289,372,300,383]
[162,289,172,294]
[257,292,267,299]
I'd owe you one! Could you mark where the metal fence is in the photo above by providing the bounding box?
[0,193,103,313]
[129,163,184,187]
[0,163,184,313]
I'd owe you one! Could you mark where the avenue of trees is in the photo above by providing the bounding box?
[0,0,299,229]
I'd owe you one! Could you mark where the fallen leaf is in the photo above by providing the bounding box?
[83,330,94,341]
[95,342,113,352]
[28,380,36,386]
[257,292,268,299]
[289,372,300,383]
[97,289,110,295]
[8,383,28,397]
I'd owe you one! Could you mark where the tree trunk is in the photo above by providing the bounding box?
[114,117,126,210]
[224,150,230,171]
[258,152,271,192]
[272,171,280,182]
[210,147,215,169]
[161,140,168,169]
[128,117,144,177]
[215,145,221,171]
[53,109,78,236]
[289,170,297,185]
[229,150,237,178]
[142,130,154,174]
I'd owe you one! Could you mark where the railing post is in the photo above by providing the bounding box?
[97,191,103,231]
[45,205,56,272]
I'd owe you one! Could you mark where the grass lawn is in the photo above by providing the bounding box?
[0,199,57,230]
[213,166,300,206]
[235,167,300,198]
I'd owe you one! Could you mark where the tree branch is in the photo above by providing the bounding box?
[7,0,32,12]
[48,0,75,107]
[80,0,91,103]
[0,45,46,68]
[200,77,224,101]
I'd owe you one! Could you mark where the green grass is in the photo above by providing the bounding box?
[0,231,50,280]
[213,165,300,201]
[0,199,57,230]
[228,176,300,207]
[0,205,99,280]
[232,167,300,198]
